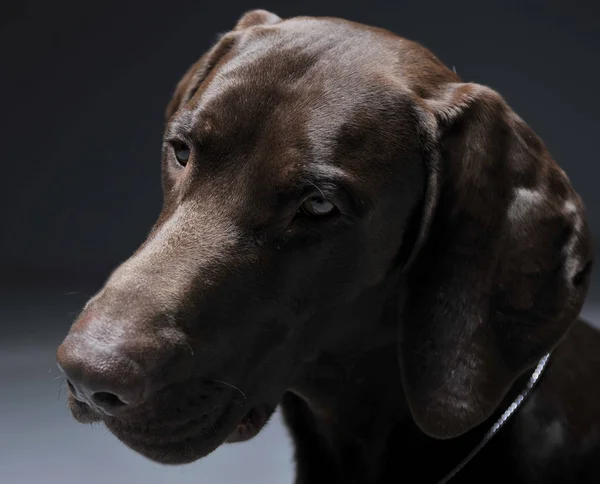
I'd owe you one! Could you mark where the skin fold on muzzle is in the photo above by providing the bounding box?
[56,9,594,479]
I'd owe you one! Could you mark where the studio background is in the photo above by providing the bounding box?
[1,1,598,483]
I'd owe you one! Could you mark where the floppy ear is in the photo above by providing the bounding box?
[398,82,593,439]
[164,9,282,120]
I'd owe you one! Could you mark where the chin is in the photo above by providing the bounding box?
[67,394,275,464]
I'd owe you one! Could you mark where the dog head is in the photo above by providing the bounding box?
[57,10,592,464]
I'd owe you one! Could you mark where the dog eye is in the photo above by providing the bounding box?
[301,196,336,217]
[172,142,190,166]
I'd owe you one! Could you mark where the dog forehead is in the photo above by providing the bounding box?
[184,18,423,122]
[172,16,456,142]
[169,18,444,196]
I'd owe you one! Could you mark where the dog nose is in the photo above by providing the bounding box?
[57,335,149,415]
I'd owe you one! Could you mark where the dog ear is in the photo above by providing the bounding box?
[233,9,282,30]
[398,82,593,439]
[164,10,282,120]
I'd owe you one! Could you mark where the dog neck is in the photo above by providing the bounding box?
[285,282,545,484]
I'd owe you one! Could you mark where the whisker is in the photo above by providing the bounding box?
[306,180,326,199]
[186,344,195,357]
[212,379,247,401]
[65,291,92,298]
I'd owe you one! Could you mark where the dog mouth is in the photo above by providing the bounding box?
[67,393,274,464]
[224,405,272,443]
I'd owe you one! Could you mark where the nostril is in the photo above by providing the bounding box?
[57,335,150,413]
[92,391,127,409]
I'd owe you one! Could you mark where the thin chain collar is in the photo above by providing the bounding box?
[437,353,552,484]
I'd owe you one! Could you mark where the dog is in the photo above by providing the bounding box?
[56,10,600,483]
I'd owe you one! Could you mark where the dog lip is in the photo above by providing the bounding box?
[67,381,275,463]
[114,403,272,463]
[225,404,272,443]
[116,404,271,456]
[102,397,249,464]
[106,414,212,444]
[67,393,103,423]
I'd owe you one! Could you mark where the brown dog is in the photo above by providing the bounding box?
[57,10,600,483]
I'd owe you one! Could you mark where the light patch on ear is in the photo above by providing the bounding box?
[508,187,545,221]
[563,199,578,216]
[562,198,585,283]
